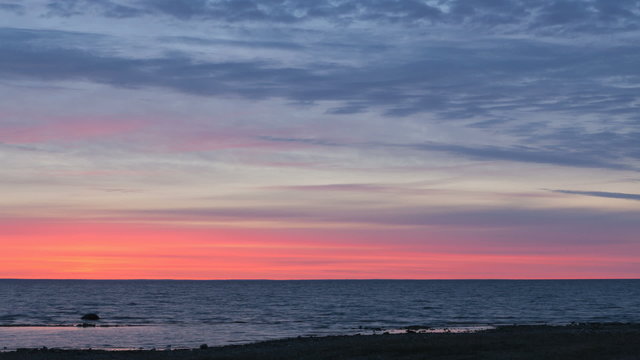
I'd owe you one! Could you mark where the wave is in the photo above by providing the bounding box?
[0,324,148,328]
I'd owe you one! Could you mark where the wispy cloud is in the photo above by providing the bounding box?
[550,189,640,201]
[270,183,396,193]
[266,182,440,196]
[158,35,305,50]
[0,117,146,144]
[106,205,640,232]
[260,136,638,171]
[411,143,637,171]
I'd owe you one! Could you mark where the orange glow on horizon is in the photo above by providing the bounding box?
[1,219,638,280]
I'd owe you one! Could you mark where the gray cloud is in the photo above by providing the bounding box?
[72,0,443,23]
[2,1,639,173]
[0,28,319,99]
[46,0,143,18]
[550,189,640,201]
[38,0,640,34]
[257,136,342,147]
[108,205,640,234]
[272,183,393,192]
[259,136,638,171]
[267,183,422,194]
[158,35,305,50]
[529,0,640,33]
[411,143,637,171]
[0,2,24,14]
[2,27,638,123]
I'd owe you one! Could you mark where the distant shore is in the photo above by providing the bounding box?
[1,323,639,360]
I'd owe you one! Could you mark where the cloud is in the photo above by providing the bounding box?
[0,117,145,144]
[271,183,394,192]
[2,1,639,280]
[530,0,640,32]
[2,3,639,173]
[158,35,305,50]
[100,206,640,242]
[550,189,640,201]
[257,136,342,147]
[411,142,637,171]
[45,0,143,18]
[34,0,640,34]
[1,26,639,124]
[267,183,434,195]
[259,136,638,171]
[71,0,443,24]
[0,28,318,99]
[0,2,24,14]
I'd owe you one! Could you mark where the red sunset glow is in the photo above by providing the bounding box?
[3,220,638,279]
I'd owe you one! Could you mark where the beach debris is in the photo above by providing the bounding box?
[406,325,431,331]
[404,325,432,333]
[199,344,209,350]
[81,313,100,321]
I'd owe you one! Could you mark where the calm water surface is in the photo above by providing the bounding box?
[1,279,638,349]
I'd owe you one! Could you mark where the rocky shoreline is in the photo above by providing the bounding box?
[1,323,639,360]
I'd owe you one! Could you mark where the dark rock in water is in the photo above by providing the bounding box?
[77,323,96,328]
[81,313,100,321]
[199,344,209,350]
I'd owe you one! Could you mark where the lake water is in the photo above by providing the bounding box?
[1,279,639,350]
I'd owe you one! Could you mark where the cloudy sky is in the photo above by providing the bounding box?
[1,0,639,279]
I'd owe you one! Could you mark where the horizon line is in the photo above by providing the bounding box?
[1,278,639,281]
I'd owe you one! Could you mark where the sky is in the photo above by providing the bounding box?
[1,0,639,279]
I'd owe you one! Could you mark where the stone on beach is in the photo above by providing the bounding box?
[80,314,100,321]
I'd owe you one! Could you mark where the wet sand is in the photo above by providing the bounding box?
[1,323,639,360]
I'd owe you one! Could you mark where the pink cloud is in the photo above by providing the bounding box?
[0,116,147,144]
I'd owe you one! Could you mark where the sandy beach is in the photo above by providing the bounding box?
[1,323,639,360]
